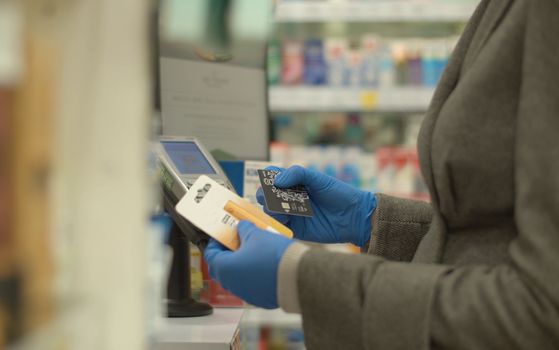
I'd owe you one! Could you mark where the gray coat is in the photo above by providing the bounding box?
[296,0,559,348]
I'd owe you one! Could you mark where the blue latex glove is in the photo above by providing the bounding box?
[257,165,377,247]
[203,221,294,309]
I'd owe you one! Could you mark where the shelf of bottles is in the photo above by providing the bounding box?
[266,1,477,197]
[267,34,457,112]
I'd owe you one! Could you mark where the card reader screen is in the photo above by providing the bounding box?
[162,141,216,175]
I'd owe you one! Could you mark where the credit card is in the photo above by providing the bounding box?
[258,169,314,217]
[175,175,293,251]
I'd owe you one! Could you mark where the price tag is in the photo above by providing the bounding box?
[360,90,379,110]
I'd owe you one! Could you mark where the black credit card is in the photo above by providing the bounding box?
[258,169,314,217]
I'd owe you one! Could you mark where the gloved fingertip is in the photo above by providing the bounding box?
[237,219,250,229]
[237,220,256,236]
[256,188,265,204]
[274,172,285,185]
[274,165,304,187]
[237,221,258,244]
[265,165,284,172]
[204,239,225,262]
[204,238,216,251]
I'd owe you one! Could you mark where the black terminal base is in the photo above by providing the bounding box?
[167,298,213,318]
[165,217,213,318]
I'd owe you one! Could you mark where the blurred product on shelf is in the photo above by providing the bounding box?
[281,40,304,85]
[267,39,282,86]
[270,143,429,201]
[197,251,244,308]
[303,39,328,85]
[240,308,304,350]
[325,38,347,86]
[272,112,422,150]
[189,244,204,300]
[344,44,363,86]
[360,35,380,87]
[189,235,254,308]
[345,113,365,144]
[270,36,457,88]
[241,324,305,350]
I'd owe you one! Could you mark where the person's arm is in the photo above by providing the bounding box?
[281,1,559,348]
[258,166,434,262]
[364,193,432,261]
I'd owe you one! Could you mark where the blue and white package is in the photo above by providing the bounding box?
[303,39,328,85]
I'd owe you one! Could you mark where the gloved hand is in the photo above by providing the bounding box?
[203,221,294,309]
[257,165,377,247]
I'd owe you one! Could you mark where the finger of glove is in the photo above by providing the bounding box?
[265,165,285,173]
[204,239,228,261]
[256,188,266,206]
[237,220,259,245]
[274,165,333,192]
[204,238,232,281]
[256,189,291,225]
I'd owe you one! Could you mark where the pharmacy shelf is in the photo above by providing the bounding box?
[274,1,477,23]
[269,86,435,112]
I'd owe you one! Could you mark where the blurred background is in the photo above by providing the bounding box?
[0,0,477,349]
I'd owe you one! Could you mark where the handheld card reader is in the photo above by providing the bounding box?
[155,136,236,247]
[155,136,235,317]
[156,136,235,200]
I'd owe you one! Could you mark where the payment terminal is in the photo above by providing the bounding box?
[155,136,235,248]
[156,136,235,199]
[155,136,234,317]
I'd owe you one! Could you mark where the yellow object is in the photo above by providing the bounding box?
[224,200,293,239]
[360,90,378,109]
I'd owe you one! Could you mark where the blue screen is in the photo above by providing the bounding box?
[162,141,216,175]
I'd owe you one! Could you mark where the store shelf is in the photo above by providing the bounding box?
[274,1,477,23]
[269,86,435,112]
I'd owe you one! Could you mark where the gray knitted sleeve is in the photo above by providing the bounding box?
[366,193,433,261]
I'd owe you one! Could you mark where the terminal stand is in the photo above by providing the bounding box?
[162,185,213,318]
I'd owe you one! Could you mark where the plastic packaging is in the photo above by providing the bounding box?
[303,39,328,85]
[267,39,282,85]
[325,38,348,86]
[281,40,304,85]
[408,40,423,86]
[340,147,362,188]
[378,44,396,87]
[360,35,380,87]
[343,47,363,86]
